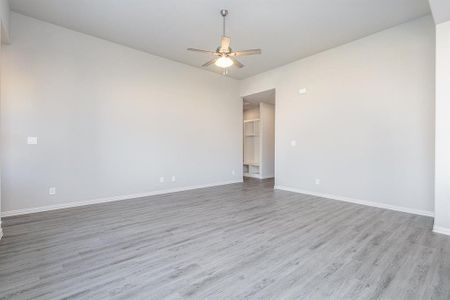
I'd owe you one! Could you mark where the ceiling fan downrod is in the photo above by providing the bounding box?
[220,9,228,37]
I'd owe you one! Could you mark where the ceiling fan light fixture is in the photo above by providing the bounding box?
[215,56,233,68]
[187,9,260,71]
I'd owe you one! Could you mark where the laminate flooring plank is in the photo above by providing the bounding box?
[1,178,449,299]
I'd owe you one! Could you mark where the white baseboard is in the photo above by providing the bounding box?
[244,174,262,179]
[274,185,434,217]
[433,226,450,236]
[1,180,243,217]
[243,174,274,180]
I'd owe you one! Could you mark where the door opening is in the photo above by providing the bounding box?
[242,89,275,182]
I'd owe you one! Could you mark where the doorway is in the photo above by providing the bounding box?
[242,89,275,180]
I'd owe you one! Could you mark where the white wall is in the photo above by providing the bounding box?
[260,102,275,179]
[0,0,9,238]
[241,16,435,214]
[1,13,242,214]
[434,20,450,233]
[0,23,2,237]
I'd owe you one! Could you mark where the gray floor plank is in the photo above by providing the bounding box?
[0,178,449,299]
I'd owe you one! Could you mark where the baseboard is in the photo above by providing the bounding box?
[274,185,434,217]
[433,226,450,236]
[1,180,243,217]
[243,174,274,180]
[244,174,262,179]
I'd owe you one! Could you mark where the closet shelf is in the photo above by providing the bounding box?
[244,119,260,123]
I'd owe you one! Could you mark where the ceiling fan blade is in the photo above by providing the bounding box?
[220,36,231,52]
[230,57,244,68]
[202,58,219,67]
[230,49,262,56]
[187,48,218,55]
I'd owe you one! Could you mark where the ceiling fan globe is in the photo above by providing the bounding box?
[215,56,233,68]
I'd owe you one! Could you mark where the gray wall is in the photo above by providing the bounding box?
[240,16,435,214]
[0,13,437,217]
[1,13,242,214]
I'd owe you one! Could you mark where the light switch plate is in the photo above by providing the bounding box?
[291,140,297,147]
[298,88,307,95]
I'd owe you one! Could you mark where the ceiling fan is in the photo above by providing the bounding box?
[187,9,261,72]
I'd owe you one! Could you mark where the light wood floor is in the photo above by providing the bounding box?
[1,178,449,299]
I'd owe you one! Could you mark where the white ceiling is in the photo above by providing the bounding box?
[10,0,431,79]
[428,0,450,24]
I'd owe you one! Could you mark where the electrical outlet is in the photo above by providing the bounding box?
[159,177,165,183]
[232,170,236,176]
[315,179,320,185]
[49,187,56,195]
[27,137,38,145]
[291,140,297,147]
[171,176,176,182]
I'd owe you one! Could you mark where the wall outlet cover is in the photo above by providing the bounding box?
[159,177,165,183]
[49,187,56,195]
[27,137,38,144]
